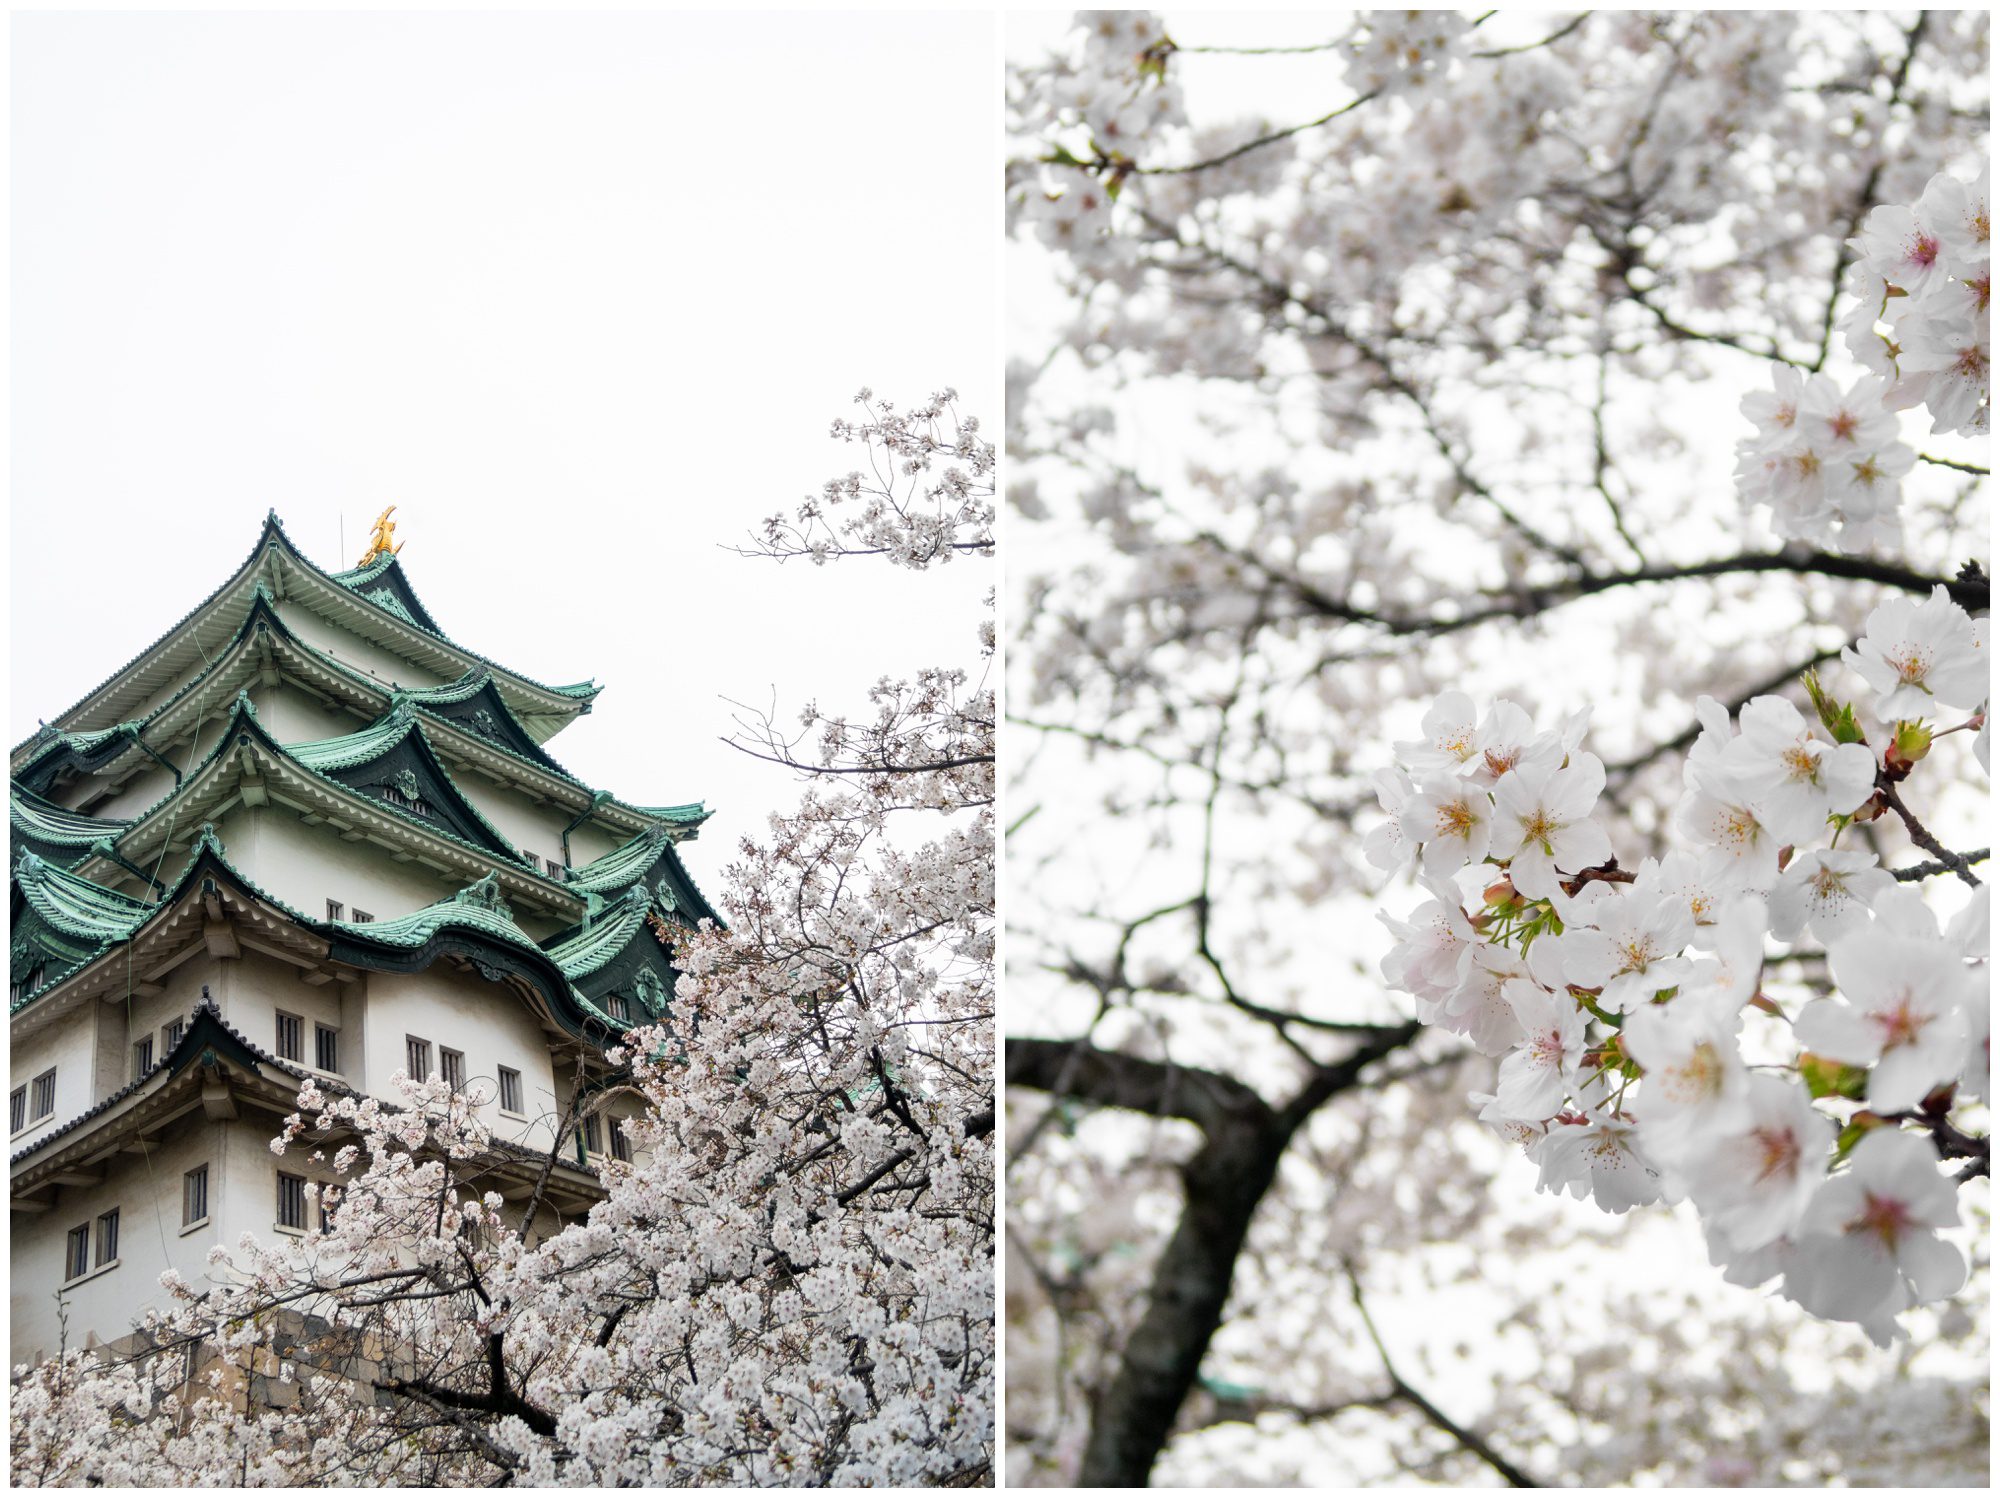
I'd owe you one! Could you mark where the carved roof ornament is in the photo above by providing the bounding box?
[357,505,404,568]
[633,966,667,1016]
[455,871,513,921]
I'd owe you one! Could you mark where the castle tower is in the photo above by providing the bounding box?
[10,513,721,1362]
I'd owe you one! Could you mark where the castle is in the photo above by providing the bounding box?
[10,512,718,1362]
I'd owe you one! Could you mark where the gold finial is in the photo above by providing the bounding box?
[358,506,404,568]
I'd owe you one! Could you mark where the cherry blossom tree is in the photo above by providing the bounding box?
[1006,11,1986,1487]
[11,390,996,1487]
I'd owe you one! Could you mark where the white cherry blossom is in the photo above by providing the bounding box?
[1679,1075,1833,1255]
[1840,585,1989,723]
[1767,847,1895,945]
[1796,931,1974,1112]
[1782,1128,1966,1330]
[1488,752,1613,900]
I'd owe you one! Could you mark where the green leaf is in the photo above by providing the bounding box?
[1834,1113,1888,1162]
[1799,1052,1867,1100]
[1890,719,1933,765]
[1803,668,1867,744]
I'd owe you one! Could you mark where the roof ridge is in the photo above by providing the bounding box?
[13,513,598,761]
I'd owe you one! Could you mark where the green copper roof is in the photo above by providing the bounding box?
[284,709,427,773]
[283,707,537,862]
[546,885,655,980]
[325,871,547,952]
[565,823,679,895]
[327,553,449,636]
[18,561,701,843]
[620,801,708,824]
[11,823,320,1015]
[563,822,724,927]
[322,872,635,1038]
[11,784,133,850]
[13,511,600,763]
[13,849,152,944]
[11,821,631,1044]
[86,694,564,907]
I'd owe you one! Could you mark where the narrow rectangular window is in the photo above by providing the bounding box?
[606,992,630,1023]
[498,1067,523,1114]
[317,1192,336,1234]
[326,899,344,921]
[406,1037,431,1082]
[65,1224,90,1281]
[9,1087,25,1134]
[583,1113,603,1156]
[275,1012,303,1063]
[183,1165,209,1227]
[610,1118,632,1163]
[30,1069,56,1122]
[133,1036,155,1080]
[315,1024,339,1073]
[162,1017,185,1052]
[547,860,565,884]
[353,910,374,924]
[277,1172,307,1231]
[440,1048,465,1092]
[96,1208,120,1265]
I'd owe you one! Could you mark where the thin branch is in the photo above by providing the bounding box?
[1917,452,1991,476]
[1879,780,1983,888]
[1892,848,1990,882]
[1347,1267,1538,1487]
[1134,92,1376,177]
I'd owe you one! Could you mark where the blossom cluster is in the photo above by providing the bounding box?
[10,393,997,1488]
[1375,589,1988,1345]
[1738,167,1989,553]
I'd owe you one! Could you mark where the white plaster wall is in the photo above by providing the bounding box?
[566,821,624,868]
[362,970,561,1153]
[73,761,178,822]
[209,948,348,1083]
[251,681,367,747]
[117,958,225,1067]
[9,1020,99,1155]
[275,600,448,693]
[10,1115,234,1362]
[217,805,470,926]
[442,769,575,872]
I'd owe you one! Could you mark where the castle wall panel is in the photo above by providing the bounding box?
[11,1115,231,1363]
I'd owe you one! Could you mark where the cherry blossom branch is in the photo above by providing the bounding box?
[1135,91,1378,176]
[1891,848,1990,882]
[1469,11,1591,59]
[1604,648,1845,786]
[1878,780,1984,888]
[1917,453,1991,476]
[1009,1027,1422,1485]
[1346,1267,1539,1487]
[1005,1035,1273,1135]
[1810,11,1931,371]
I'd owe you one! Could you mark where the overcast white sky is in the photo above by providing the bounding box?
[11,8,999,867]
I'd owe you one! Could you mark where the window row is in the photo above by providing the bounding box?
[404,1037,527,1119]
[580,1111,634,1164]
[10,1069,57,1135]
[273,1011,342,1074]
[324,900,375,923]
[521,850,567,881]
[62,1208,119,1283]
[131,1016,192,1083]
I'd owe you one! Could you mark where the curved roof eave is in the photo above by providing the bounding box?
[79,696,582,918]
[12,512,597,763]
